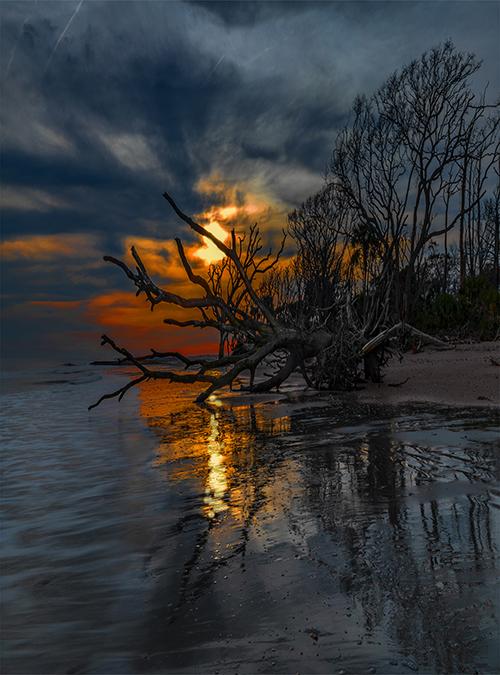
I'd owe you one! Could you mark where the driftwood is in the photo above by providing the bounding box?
[361,322,450,355]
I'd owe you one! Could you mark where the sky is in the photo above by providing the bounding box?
[1,0,499,363]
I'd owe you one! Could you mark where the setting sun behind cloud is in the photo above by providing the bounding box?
[191,179,279,266]
[193,219,229,265]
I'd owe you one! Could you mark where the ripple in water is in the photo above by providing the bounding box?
[1,366,499,673]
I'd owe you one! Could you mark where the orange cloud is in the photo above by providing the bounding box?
[22,288,217,356]
[122,173,287,281]
[121,236,210,291]
[195,173,287,236]
[1,234,99,261]
[122,236,179,278]
[86,290,218,354]
[10,174,291,358]
[94,174,291,354]
[167,173,286,266]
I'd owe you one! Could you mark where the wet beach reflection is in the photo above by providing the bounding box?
[137,381,499,674]
[1,368,499,674]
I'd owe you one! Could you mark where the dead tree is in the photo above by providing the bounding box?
[331,41,499,322]
[483,175,500,289]
[465,160,500,285]
[287,183,391,384]
[89,190,450,408]
[288,185,353,312]
[90,192,341,408]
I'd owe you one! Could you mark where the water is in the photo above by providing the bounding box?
[1,364,499,674]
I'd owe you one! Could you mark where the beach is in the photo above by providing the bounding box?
[360,340,500,408]
[221,340,500,410]
[1,356,499,674]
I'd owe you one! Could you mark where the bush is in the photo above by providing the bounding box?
[414,275,499,339]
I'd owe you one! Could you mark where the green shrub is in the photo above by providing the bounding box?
[414,275,499,339]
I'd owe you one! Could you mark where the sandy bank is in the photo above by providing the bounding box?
[220,341,500,410]
[359,340,500,408]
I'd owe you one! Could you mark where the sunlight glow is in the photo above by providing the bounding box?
[138,379,293,525]
[193,220,229,265]
[191,174,285,267]
[204,413,229,519]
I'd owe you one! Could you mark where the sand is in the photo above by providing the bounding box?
[359,340,500,408]
[221,341,500,409]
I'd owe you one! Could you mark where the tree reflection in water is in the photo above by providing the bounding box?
[302,424,497,674]
[137,380,499,674]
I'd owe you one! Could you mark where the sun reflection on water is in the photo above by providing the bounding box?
[137,378,291,524]
[204,413,229,518]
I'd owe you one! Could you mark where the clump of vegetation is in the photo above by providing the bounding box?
[415,275,499,340]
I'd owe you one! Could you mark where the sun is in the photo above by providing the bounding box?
[193,220,229,265]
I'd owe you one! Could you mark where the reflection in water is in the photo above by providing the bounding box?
[204,413,228,519]
[137,380,499,674]
[1,367,499,675]
[300,424,498,674]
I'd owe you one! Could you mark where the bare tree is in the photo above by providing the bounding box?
[90,193,340,408]
[330,41,499,321]
[464,160,500,284]
[288,185,353,313]
[483,177,500,288]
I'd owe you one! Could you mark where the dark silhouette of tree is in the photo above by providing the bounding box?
[330,41,499,319]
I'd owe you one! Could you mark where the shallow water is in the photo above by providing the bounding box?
[1,364,499,674]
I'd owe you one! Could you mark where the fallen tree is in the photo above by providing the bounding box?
[89,192,451,409]
[90,192,344,408]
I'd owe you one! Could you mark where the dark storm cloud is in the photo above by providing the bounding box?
[0,0,498,359]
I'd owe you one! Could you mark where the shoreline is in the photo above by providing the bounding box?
[220,340,500,410]
[359,340,499,408]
